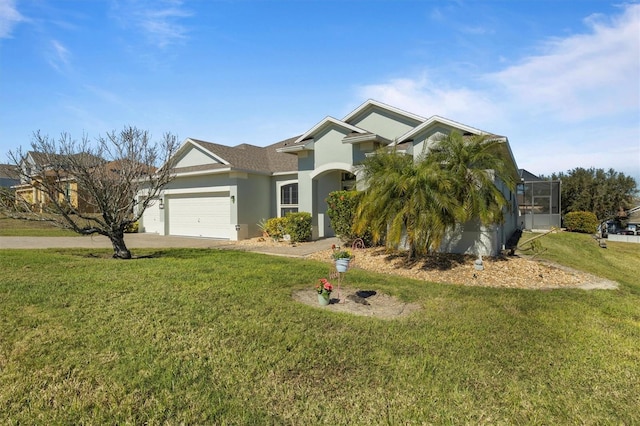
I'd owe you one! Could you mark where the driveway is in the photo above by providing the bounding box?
[0,234,340,258]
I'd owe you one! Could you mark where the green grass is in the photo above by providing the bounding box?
[0,233,639,424]
[0,216,78,237]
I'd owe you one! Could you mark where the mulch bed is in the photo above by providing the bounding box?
[307,247,618,290]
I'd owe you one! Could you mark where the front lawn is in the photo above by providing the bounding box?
[0,234,638,424]
[0,216,78,237]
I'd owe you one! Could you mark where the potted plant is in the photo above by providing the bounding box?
[315,278,333,306]
[331,248,352,272]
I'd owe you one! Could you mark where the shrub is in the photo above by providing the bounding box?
[326,191,357,239]
[284,212,312,243]
[265,217,288,240]
[564,211,598,234]
[326,190,375,245]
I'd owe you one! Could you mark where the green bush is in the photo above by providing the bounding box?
[284,212,312,243]
[326,190,375,245]
[326,191,359,240]
[265,217,288,240]
[564,211,598,234]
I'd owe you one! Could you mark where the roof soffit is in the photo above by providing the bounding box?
[342,132,392,145]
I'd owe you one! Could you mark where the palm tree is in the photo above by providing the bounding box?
[425,132,515,226]
[353,147,460,258]
[354,132,514,258]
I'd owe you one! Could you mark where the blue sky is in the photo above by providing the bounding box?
[1,0,639,182]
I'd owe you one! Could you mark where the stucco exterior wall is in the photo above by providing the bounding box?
[237,174,271,239]
[313,127,353,167]
[411,127,450,157]
[163,173,233,192]
[349,109,420,140]
[174,145,222,168]
[440,221,497,257]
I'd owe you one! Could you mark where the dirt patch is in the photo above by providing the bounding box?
[292,287,422,320]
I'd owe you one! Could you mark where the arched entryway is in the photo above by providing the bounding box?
[310,164,356,239]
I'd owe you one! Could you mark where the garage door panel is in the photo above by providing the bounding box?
[168,193,230,238]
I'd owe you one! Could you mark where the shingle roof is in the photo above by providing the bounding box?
[0,164,19,179]
[177,136,299,175]
[263,136,300,173]
[27,151,104,168]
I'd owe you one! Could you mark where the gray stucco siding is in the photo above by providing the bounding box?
[174,144,221,168]
[313,127,354,167]
[237,174,271,238]
[163,173,233,192]
[297,170,314,220]
[349,110,418,140]
[411,126,453,158]
[351,142,378,165]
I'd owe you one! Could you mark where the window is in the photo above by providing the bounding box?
[65,182,72,203]
[280,182,298,216]
[341,172,356,190]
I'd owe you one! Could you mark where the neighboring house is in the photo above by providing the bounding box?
[517,169,561,230]
[143,100,521,256]
[12,151,101,213]
[0,164,19,188]
[603,205,640,243]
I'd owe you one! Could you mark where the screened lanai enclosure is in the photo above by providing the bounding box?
[517,170,561,230]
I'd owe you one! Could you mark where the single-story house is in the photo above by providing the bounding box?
[141,99,520,256]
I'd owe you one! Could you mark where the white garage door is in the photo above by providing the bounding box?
[167,192,231,238]
[141,198,163,234]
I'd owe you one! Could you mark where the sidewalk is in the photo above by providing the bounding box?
[0,234,341,258]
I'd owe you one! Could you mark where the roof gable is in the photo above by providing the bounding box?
[343,99,426,127]
[292,117,366,146]
[172,140,228,171]
[397,115,488,143]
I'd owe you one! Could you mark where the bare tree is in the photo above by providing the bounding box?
[5,126,179,259]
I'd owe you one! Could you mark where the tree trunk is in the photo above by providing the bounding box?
[110,231,132,259]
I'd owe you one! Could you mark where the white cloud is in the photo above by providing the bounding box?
[112,0,192,48]
[0,0,24,38]
[356,4,640,180]
[48,39,71,71]
[488,3,640,122]
[358,74,503,129]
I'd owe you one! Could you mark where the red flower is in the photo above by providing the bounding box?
[316,278,333,294]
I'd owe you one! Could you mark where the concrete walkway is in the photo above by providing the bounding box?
[0,234,341,258]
